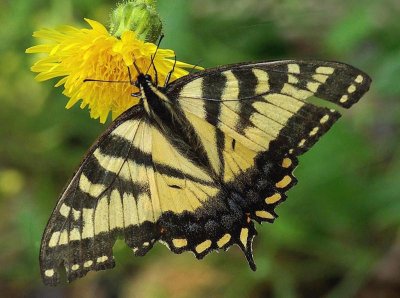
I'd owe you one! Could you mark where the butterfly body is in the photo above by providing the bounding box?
[138,75,213,175]
[40,60,371,285]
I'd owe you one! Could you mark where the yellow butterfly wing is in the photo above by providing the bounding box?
[40,107,222,285]
[40,60,371,285]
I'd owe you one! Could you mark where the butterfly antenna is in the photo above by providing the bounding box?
[152,63,159,86]
[127,66,134,85]
[146,34,164,74]
[146,34,164,85]
[83,78,130,84]
[164,55,177,87]
[132,59,142,75]
[189,62,202,74]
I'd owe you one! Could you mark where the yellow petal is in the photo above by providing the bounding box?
[27,19,199,123]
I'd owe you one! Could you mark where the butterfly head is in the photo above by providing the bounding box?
[133,71,173,118]
[132,73,157,96]
[134,73,153,87]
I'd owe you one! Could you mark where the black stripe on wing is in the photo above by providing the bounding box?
[231,68,258,132]
[203,72,226,176]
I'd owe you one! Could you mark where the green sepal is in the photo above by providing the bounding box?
[110,0,163,43]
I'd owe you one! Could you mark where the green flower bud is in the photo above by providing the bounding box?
[110,0,163,43]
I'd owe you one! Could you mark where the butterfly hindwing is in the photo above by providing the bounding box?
[41,60,371,285]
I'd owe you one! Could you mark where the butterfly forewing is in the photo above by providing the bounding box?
[41,60,371,285]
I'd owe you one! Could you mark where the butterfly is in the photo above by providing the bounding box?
[40,60,371,285]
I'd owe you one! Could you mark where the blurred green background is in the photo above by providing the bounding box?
[1,0,400,297]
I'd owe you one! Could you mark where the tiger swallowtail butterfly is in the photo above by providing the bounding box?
[40,60,371,285]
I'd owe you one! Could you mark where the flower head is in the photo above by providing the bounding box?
[26,19,198,123]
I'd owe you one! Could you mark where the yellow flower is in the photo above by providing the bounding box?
[26,19,198,123]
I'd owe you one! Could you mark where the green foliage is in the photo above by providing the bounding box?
[1,0,399,297]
